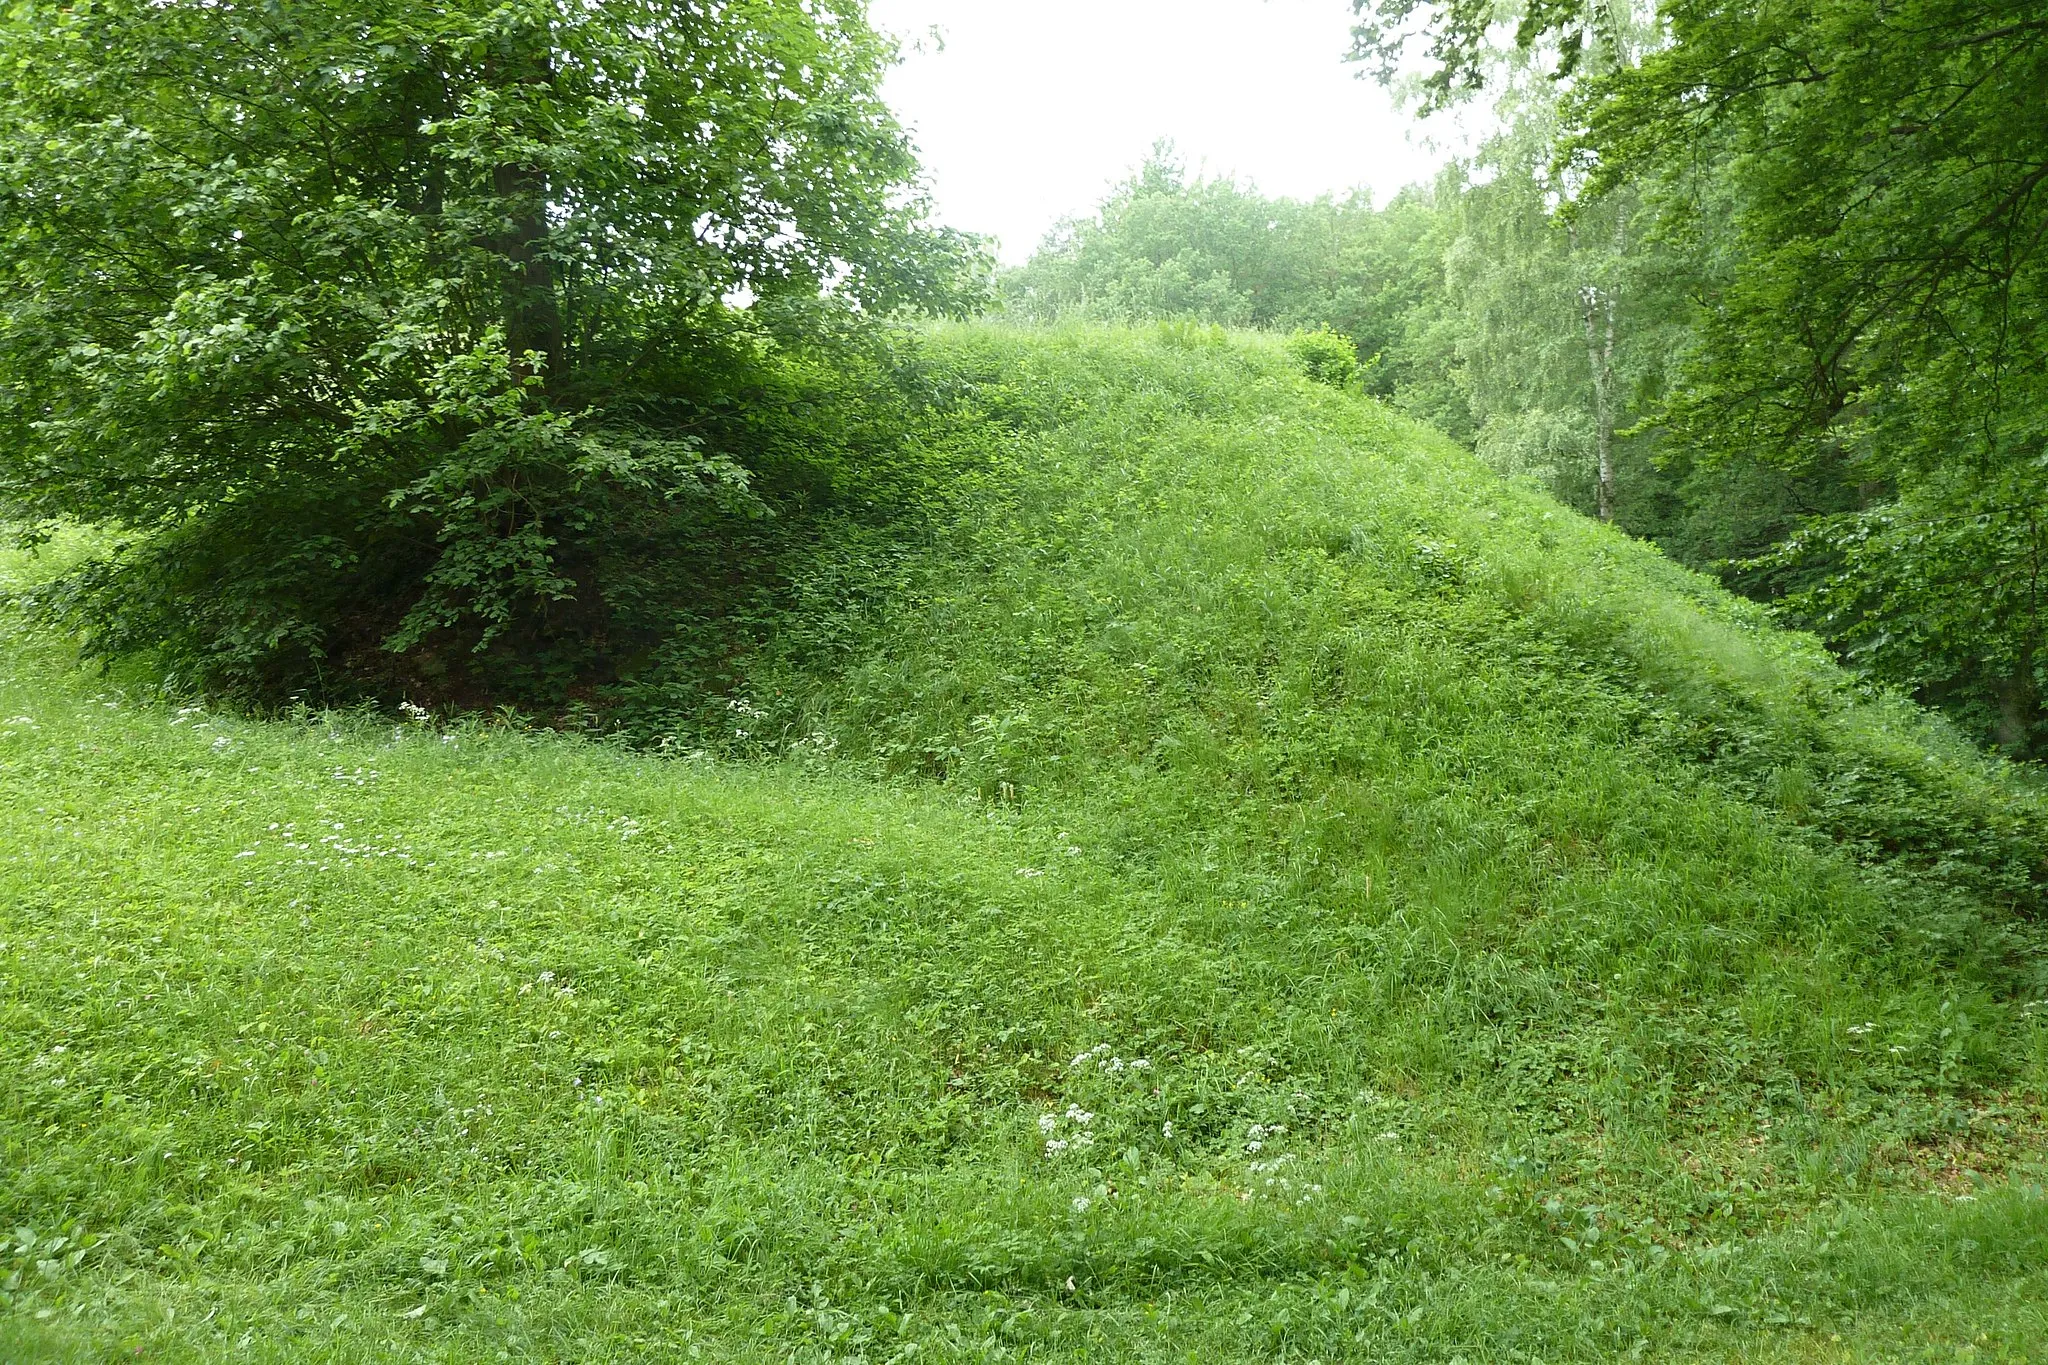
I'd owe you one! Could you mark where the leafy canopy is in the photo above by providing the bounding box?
[0,0,981,699]
[1581,0,2048,751]
[1350,0,2048,755]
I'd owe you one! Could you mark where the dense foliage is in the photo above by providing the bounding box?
[1351,0,2048,754]
[1579,0,2048,752]
[1003,149,1447,398]
[0,0,981,701]
[1005,3,2048,758]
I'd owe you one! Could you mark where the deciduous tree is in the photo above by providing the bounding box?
[0,0,981,697]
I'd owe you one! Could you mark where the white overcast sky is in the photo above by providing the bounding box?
[867,0,1475,264]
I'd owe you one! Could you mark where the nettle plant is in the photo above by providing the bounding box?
[0,0,981,700]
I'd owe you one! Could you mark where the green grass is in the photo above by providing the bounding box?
[5,323,2048,1360]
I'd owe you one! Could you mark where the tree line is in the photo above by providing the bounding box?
[2,0,2044,763]
[1009,0,2048,759]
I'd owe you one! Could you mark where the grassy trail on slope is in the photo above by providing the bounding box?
[4,325,2048,1360]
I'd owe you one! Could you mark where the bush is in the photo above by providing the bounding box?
[1285,328,1361,388]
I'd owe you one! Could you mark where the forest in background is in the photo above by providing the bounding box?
[1006,0,2048,760]
[1,0,2043,766]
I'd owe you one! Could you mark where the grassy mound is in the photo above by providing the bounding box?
[4,325,2047,1361]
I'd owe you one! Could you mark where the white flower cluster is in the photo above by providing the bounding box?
[1246,1152,1324,1205]
[725,696,764,741]
[250,819,423,870]
[518,969,575,999]
[1068,1043,1150,1074]
[1244,1121,1287,1154]
[391,700,462,745]
[790,730,838,760]
[1039,1103,1096,1155]
[1037,1045,1160,1158]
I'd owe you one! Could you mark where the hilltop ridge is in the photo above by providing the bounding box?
[698,324,2048,930]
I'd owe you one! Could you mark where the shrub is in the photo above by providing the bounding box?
[1285,328,1361,388]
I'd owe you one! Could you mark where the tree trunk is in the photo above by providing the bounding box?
[1569,23,1636,525]
[1572,220,1620,523]
[1995,662,2037,756]
[492,41,563,388]
[2006,515,2048,758]
[1587,293,1616,523]
[496,159,562,385]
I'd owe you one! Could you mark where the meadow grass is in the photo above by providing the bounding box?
[4,324,2047,1360]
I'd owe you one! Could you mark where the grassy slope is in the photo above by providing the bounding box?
[4,324,2048,1361]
